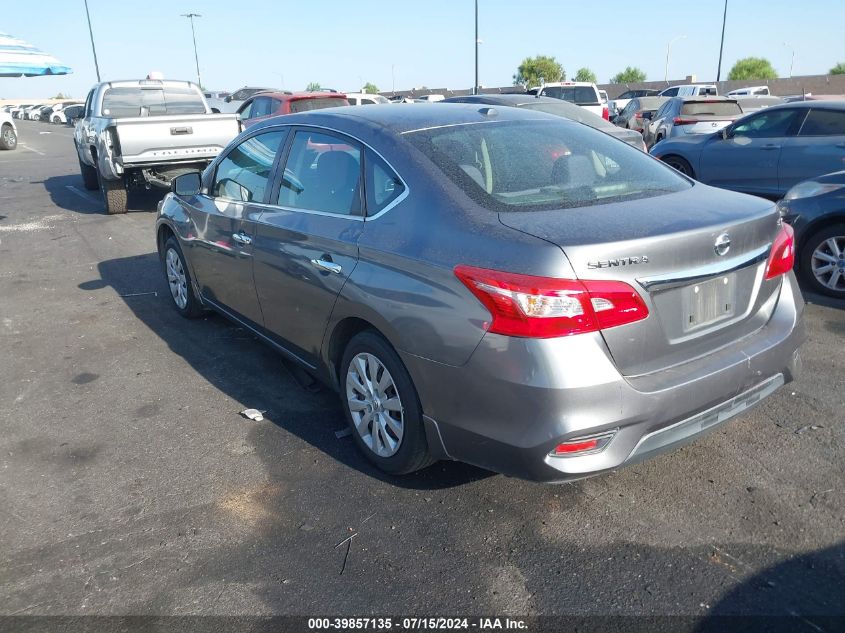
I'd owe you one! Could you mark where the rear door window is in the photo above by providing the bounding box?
[212,130,287,203]
[276,130,363,215]
[797,109,845,136]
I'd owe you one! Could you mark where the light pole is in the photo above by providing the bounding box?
[181,13,203,88]
[473,0,479,94]
[665,34,686,83]
[716,0,728,82]
[83,0,101,81]
[783,42,795,78]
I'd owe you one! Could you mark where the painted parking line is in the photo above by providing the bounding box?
[65,185,101,206]
[18,144,45,156]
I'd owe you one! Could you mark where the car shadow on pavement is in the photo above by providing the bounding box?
[92,251,493,490]
[697,541,845,632]
[42,174,164,214]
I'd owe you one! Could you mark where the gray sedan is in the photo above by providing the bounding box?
[651,101,845,197]
[157,104,804,482]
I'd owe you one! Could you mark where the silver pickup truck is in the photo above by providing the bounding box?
[74,79,240,214]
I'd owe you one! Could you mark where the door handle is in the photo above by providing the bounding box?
[761,144,781,150]
[310,258,342,274]
[231,232,252,245]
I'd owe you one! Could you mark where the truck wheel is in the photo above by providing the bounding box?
[98,171,128,214]
[79,157,99,190]
[0,124,17,150]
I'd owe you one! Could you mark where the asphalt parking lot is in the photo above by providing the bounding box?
[1,120,844,624]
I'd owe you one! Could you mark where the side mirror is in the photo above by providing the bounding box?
[224,95,232,103]
[721,127,731,140]
[642,111,653,120]
[172,172,202,196]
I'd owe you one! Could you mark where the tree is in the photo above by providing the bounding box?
[513,55,564,87]
[831,62,845,75]
[609,67,646,84]
[574,67,597,83]
[728,57,777,81]
[362,82,379,94]
[53,92,68,99]
[306,82,322,91]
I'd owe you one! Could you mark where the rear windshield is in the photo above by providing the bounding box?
[405,120,689,212]
[289,97,348,113]
[101,86,206,117]
[520,101,614,131]
[681,101,741,116]
[543,86,600,105]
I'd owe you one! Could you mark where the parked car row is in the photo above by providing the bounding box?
[2,101,85,126]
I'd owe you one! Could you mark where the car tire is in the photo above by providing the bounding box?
[340,330,434,475]
[78,156,99,190]
[0,124,17,150]
[162,236,203,318]
[97,170,128,214]
[798,223,845,299]
[662,155,694,178]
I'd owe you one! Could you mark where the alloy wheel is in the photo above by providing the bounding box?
[166,248,188,309]
[811,235,845,292]
[345,352,404,458]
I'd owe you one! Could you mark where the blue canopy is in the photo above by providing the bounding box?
[0,32,72,77]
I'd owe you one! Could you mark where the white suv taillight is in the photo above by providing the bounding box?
[454,265,649,338]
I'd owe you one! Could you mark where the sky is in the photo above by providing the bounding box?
[3,0,844,100]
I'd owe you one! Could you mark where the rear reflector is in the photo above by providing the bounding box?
[551,430,616,457]
[454,265,649,338]
[764,222,795,280]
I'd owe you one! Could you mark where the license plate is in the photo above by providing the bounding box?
[682,274,737,332]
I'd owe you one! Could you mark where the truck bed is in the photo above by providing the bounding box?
[112,113,240,166]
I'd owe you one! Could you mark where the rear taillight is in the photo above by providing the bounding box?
[764,223,795,280]
[672,117,696,125]
[454,265,649,338]
[602,105,609,120]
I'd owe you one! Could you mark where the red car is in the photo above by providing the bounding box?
[237,91,349,127]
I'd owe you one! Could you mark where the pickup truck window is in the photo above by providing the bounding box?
[101,86,206,118]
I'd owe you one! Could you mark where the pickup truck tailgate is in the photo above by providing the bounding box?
[113,114,240,165]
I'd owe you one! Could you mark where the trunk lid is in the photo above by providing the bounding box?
[678,116,736,135]
[112,113,240,165]
[498,184,783,377]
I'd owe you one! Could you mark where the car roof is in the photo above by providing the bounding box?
[249,102,562,136]
[248,91,347,101]
[442,94,561,107]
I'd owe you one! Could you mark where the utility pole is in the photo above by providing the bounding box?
[474,0,479,95]
[83,0,101,81]
[783,42,795,78]
[181,13,203,88]
[665,35,686,83]
[716,0,728,82]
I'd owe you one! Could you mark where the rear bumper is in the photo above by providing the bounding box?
[402,271,806,482]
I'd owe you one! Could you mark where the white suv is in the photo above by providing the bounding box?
[346,93,390,106]
[658,84,718,97]
[1,111,18,150]
[527,82,607,119]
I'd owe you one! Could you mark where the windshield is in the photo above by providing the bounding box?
[543,86,600,105]
[681,101,741,116]
[406,120,689,212]
[101,86,206,117]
